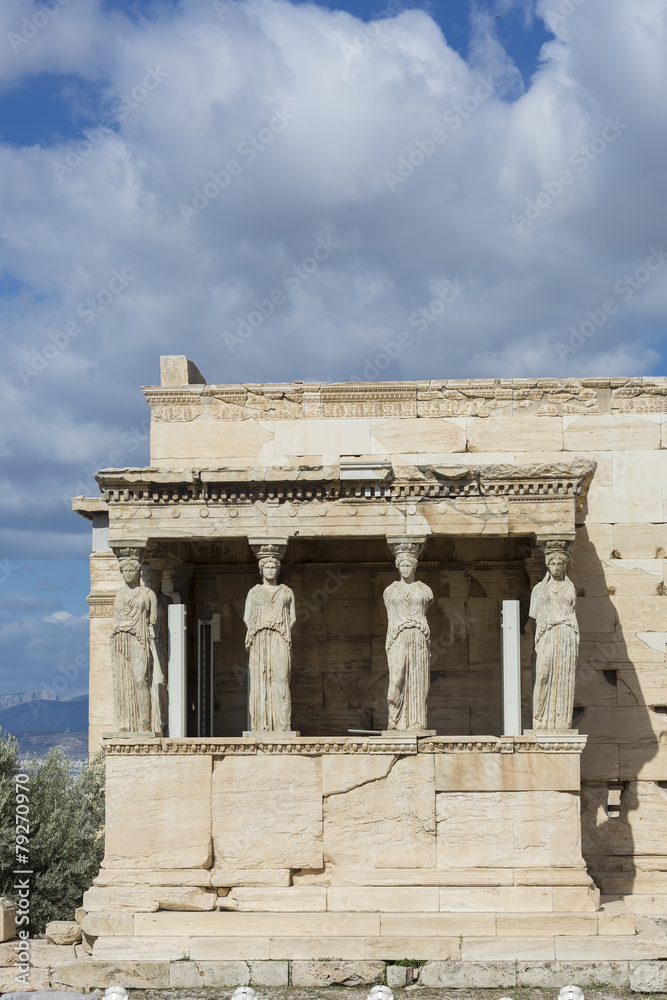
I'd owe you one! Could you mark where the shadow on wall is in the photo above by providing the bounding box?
[572,523,662,900]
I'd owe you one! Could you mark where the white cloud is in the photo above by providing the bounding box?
[0,0,666,662]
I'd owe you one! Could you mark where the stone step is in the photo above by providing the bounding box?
[125,908,636,938]
[87,927,666,964]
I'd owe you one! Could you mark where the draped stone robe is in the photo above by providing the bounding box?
[529,573,579,730]
[384,579,433,730]
[244,583,296,732]
[110,584,155,732]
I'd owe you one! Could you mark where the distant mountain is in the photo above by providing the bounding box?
[0,694,88,734]
[0,690,58,712]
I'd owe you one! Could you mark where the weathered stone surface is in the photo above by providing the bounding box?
[82,911,134,937]
[93,936,189,960]
[83,886,216,912]
[46,920,82,946]
[437,789,584,868]
[229,887,326,911]
[0,900,16,943]
[2,993,90,1000]
[249,960,289,985]
[0,968,50,993]
[52,959,170,988]
[25,941,77,965]
[213,756,322,869]
[104,755,212,869]
[629,960,667,991]
[386,965,409,988]
[434,752,580,791]
[291,960,385,986]
[419,960,516,987]
[517,960,629,986]
[323,755,435,868]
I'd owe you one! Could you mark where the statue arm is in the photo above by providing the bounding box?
[287,587,296,628]
[243,589,255,627]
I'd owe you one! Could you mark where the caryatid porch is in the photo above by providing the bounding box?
[68,362,663,981]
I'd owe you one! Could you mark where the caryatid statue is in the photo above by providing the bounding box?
[384,537,433,732]
[110,545,156,733]
[529,539,580,731]
[244,539,296,733]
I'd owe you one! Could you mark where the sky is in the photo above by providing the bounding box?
[0,0,666,697]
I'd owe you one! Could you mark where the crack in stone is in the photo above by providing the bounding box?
[323,756,397,798]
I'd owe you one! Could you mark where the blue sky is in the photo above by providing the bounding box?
[0,0,666,697]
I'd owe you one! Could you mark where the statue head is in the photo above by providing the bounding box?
[259,556,280,583]
[543,540,571,582]
[117,548,143,587]
[395,552,418,581]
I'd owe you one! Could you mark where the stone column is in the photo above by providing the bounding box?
[528,537,579,732]
[383,536,435,736]
[243,537,298,737]
[109,540,160,736]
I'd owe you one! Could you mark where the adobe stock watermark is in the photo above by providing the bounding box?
[213,0,241,20]
[51,66,169,181]
[8,0,72,54]
[555,245,667,362]
[14,772,31,987]
[340,0,410,62]
[17,266,135,385]
[512,116,629,235]
[224,234,340,352]
[350,277,466,380]
[385,77,493,192]
[179,108,296,224]
[543,0,588,31]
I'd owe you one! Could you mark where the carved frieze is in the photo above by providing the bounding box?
[142,377,667,420]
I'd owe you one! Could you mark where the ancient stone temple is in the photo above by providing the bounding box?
[63,359,667,990]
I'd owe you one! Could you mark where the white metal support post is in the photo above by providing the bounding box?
[501,599,522,736]
[168,603,187,738]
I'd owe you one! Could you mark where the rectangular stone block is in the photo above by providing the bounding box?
[104,755,212,869]
[467,417,563,453]
[599,912,637,935]
[630,960,667,992]
[83,886,216,912]
[323,754,435,868]
[436,790,584,868]
[551,887,599,912]
[52,960,170,988]
[380,912,495,936]
[517,960,629,986]
[0,966,50,992]
[302,868,515,887]
[95,869,212,887]
[614,523,667,558]
[514,868,592,886]
[213,756,322,870]
[230,887,327,911]
[370,417,466,455]
[586,486,663,523]
[249,960,289,986]
[0,901,15,943]
[83,912,135,937]
[462,937,555,961]
[327,887,439,911]
[135,911,381,937]
[268,936,460,960]
[190,937,270,960]
[151,420,273,464]
[438,887,552,912]
[93,937,190,961]
[211,870,291,887]
[172,959,251,987]
[290,959,385,986]
[419,959,516,987]
[564,415,660,452]
[496,913,597,936]
[556,936,667,960]
[434,752,580,791]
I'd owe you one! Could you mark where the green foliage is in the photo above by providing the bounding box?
[0,730,105,934]
[391,958,427,967]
